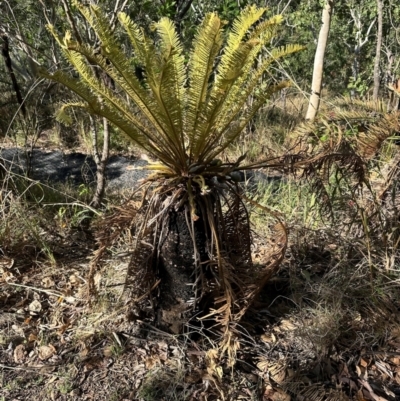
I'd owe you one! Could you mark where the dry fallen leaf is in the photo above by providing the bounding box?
[57,322,71,336]
[42,277,55,288]
[14,344,26,363]
[356,364,368,380]
[38,344,56,360]
[269,362,287,384]
[69,274,79,285]
[279,319,296,331]
[264,385,291,401]
[157,341,168,362]
[257,356,269,372]
[0,256,14,272]
[145,356,159,369]
[2,271,16,282]
[375,361,393,379]
[261,333,277,343]
[94,272,102,290]
[28,300,42,314]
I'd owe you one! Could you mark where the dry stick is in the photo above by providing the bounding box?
[90,116,109,208]
[0,364,58,373]
[5,282,63,298]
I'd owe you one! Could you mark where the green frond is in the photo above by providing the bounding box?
[153,18,186,153]
[191,10,297,159]
[39,68,99,111]
[247,14,283,41]
[191,39,261,158]
[118,12,160,89]
[214,5,266,89]
[204,80,292,162]
[40,68,173,163]
[59,51,156,151]
[118,13,149,66]
[55,102,87,125]
[64,40,178,159]
[186,13,223,160]
[76,4,162,139]
[194,42,303,159]
[216,44,305,129]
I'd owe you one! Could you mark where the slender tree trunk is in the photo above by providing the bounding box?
[345,9,376,99]
[1,34,26,117]
[90,116,110,209]
[306,0,334,121]
[373,0,383,101]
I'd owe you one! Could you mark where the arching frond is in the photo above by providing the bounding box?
[214,44,306,135]
[55,102,88,125]
[186,13,223,159]
[118,12,157,74]
[64,41,181,162]
[153,18,186,152]
[204,80,292,162]
[215,5,266,89]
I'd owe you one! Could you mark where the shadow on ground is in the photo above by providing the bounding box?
[0,148,149,189]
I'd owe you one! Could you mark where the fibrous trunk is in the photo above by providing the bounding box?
[157,207,209,333]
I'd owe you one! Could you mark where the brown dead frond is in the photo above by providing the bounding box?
[288,100,400,164]
[278,100,400,220]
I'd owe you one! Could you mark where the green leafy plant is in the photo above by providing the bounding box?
[41,1,304,351]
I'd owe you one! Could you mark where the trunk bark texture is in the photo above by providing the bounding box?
[306,0,334,121]
[157,208,208,333]
[90,116,110,209]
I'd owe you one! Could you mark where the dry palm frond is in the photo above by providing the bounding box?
[281,97,400,218]
[288,98,400,161]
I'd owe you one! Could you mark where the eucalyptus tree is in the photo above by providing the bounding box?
[306,0,335,121]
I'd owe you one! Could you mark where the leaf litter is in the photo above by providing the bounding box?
[1,228,400,401]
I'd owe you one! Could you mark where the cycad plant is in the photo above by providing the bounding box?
[42,2,303,340]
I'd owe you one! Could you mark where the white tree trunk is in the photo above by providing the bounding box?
[373,0,383,101]
[306,0,334,121]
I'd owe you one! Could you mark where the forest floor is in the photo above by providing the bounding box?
[1,142,400,401]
